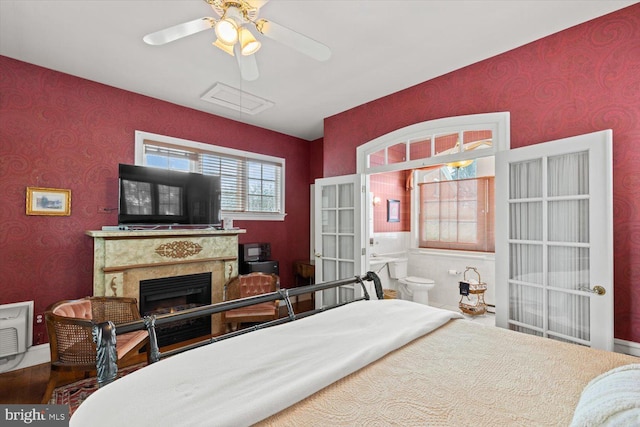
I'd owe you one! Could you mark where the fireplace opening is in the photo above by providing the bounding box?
[140,273,212,347]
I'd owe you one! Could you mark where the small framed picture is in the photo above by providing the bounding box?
[387,199,400,223]
[26,187,71,216]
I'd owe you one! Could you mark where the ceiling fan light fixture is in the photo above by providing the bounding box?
[215,16,239,45]
[213,39,235,56]
[239,27,261,56]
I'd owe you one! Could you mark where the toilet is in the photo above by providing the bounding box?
[388,258,435,305]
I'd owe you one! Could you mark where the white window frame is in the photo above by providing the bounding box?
[356,112,510,250]
[135,130,286,221]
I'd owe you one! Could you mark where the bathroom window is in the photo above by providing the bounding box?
[135,131,285,221]
[418,163,495,252]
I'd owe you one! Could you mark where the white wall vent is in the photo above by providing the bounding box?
[0,301,33,358]
[201,82,274,115]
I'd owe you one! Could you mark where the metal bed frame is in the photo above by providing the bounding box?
[92,272,384,387]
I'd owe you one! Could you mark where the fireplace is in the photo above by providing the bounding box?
[139,273,212,347]
[87,229,244,336]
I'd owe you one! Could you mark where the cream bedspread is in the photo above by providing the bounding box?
[70,299,461,427]
[260,319,639,426]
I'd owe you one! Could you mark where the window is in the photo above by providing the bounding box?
[135,131,285,221]
[418,162,495,252]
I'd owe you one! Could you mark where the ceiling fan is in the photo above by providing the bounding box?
[143,0,331,81]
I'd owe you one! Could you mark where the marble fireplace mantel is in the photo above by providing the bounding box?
[86,228,245,335]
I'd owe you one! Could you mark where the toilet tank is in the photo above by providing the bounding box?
[388,258,408,279]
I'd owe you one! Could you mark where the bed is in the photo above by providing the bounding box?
[70,275,639,426]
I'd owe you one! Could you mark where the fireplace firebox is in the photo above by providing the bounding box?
[140,273,212,347]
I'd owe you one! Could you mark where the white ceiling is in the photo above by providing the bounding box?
[1,1,635,141]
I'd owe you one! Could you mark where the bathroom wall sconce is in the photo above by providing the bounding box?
[372,196,381,206]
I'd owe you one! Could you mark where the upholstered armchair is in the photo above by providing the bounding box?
[43,297,149,401]
[222,273,280,332]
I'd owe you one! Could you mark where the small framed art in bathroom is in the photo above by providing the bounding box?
[387,199,400,223]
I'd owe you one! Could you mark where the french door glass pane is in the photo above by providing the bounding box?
[548,290,590,341]
[322,235,336,258]
[339,260,354,278]
[339,286,355,302]
[322,210,336,233]
[323,260,336,283]
[548,151,589,196]
[548,200,589,243]
[322,186,336,208]
[509,283,543,328]
[509,202,542,241]
[548,247,589,289]
[338,236,354,259]
[338,210,354,233]
[338,183,354,207]
[509,159,542,199]
[509,243,543,284]
[323,288,337,306]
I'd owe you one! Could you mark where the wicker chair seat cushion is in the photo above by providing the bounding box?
[53,300,93,319]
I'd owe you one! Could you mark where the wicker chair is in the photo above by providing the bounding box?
[222,273,280,332]
[43,297,149,402]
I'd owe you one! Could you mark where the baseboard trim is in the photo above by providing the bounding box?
[614,338,640,357]
[0,344,50,373]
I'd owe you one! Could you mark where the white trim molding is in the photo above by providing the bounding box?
[356,112,510,174]
[614,338,640,357]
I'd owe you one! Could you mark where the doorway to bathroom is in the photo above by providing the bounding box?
[316,112,614,350]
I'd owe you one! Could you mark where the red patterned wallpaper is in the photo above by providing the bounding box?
[323,4,640,343]
[0,57,311,344]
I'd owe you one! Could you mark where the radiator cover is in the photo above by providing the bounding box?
[0,301,33,358]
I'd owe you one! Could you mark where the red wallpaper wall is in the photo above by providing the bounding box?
[0,56,311,344]
[323,5,640,343]
[309,137,324,183]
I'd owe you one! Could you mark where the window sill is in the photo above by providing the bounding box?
[222,212,287,221]
[409,247,495,260]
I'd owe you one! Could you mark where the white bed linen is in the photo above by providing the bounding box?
[70,299,462,427]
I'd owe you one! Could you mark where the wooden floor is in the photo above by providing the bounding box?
[0,298,314,405]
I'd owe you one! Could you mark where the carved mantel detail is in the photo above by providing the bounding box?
[155,240,203,259]
[86,229,245,335]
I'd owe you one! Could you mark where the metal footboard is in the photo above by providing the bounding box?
[92,272,383,387]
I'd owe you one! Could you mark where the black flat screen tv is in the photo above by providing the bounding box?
[118,164,221,226]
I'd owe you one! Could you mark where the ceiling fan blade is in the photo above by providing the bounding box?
[256,19,331,62]
[234,44,259,81]
[143,17,214,45]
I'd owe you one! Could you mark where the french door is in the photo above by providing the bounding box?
[495,130,613,350]
[313,174,366,309]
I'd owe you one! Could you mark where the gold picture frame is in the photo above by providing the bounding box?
[26,187,71,216]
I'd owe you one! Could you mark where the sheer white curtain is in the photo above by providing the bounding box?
[508,152,590,341]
